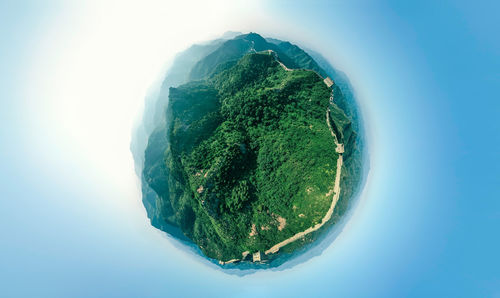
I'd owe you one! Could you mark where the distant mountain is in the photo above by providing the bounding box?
[305,48,361,128]
[189,33,299,80]
[131,38,224,176]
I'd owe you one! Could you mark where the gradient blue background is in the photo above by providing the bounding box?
[1,1,498,297]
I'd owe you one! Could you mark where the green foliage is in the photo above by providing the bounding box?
[156,52,349,261]
[189,32,299,81]
[142,33,363,263]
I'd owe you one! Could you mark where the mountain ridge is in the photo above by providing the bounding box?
[134,32,365,267]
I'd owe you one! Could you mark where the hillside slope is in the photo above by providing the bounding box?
[139,33,364,265]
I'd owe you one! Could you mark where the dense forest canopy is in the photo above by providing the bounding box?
[138,33,364,265]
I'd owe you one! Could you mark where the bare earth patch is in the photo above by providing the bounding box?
[276,215,287,231]
[249,224,257,237]
[195,169,206,177]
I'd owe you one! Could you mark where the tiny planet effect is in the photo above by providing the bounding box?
[131,32,368,270]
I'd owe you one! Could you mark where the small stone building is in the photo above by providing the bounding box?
[252,251,261,262]
[323,77,334,88]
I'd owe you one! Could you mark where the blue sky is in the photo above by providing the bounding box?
[0,1,498,297]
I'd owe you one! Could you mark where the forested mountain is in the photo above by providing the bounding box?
[136,33,364,265]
